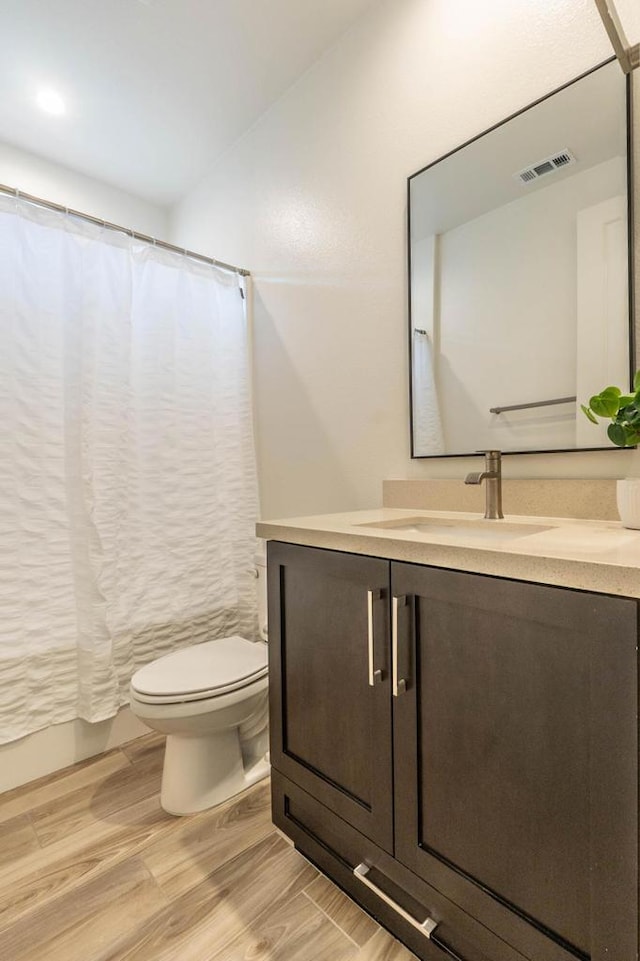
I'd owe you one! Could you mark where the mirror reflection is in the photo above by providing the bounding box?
[409,59,633,458]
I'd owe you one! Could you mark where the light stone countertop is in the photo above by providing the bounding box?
[257,508,640,599]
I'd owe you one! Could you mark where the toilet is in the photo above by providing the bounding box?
[129,555,269,815]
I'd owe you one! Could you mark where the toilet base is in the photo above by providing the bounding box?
[160,729,270,816]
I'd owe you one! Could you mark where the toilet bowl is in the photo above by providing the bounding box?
[130,557,270,815]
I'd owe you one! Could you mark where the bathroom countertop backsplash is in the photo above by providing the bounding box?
[382,478,620,520]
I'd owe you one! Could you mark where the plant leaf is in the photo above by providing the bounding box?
[590,391,620,418]
[608,423,629,446]
[634,370,640,391]
[581,404,599,425]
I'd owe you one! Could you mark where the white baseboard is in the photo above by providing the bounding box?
[0,708,151,794]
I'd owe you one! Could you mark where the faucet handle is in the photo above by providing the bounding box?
[475,449,502,470]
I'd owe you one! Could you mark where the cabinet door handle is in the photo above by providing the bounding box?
[354,862,437,938]
[367,589,383,686]
[392,595,408,697]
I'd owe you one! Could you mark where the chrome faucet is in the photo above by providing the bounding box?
[464,450,504,519]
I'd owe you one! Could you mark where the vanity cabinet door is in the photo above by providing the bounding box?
[268,542,393,852]
[391,563,638,961]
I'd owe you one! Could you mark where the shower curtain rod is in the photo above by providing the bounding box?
[0,183,251,278]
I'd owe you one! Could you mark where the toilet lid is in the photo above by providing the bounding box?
[130,636,268,702]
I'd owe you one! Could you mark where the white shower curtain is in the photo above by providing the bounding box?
[0,195,259,743]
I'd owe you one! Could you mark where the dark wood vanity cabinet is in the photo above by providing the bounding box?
[268,541,639,961]
[268,541,394,851]
[392,562,639,961]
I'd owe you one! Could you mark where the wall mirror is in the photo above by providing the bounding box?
[408,59,634,458]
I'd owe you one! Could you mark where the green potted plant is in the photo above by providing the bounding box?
[581,371,640,446]
[582,371,640,528]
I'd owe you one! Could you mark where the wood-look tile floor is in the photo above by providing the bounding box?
[0,733,417,961]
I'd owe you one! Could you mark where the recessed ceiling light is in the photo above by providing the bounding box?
[36,88,66,116]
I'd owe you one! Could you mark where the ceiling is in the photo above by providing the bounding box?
[0,0,377,205]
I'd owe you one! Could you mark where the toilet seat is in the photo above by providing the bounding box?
[130,635,268,705]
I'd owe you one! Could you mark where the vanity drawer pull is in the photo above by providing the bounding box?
[353,864,468,961]
[354,862,437,938]
[392,595,408,697]
[366,589,383,686]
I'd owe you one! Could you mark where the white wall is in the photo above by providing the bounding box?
[0,140,167,237]
[171,0,640,520]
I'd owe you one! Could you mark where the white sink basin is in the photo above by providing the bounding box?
[357,516,551,543]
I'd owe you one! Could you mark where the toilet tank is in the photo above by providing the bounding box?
[255,551,267,641]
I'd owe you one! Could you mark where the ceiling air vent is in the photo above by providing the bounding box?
[513,148,577,186]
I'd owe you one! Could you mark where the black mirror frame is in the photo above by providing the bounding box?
[407,56,635,460]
